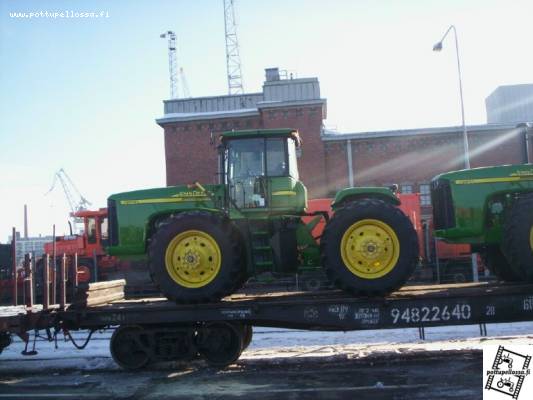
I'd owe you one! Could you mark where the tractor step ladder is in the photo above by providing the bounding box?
[250,225,274,273]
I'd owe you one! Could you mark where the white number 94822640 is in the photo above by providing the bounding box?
[390,304,471,324]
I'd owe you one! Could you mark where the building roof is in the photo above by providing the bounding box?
[321,123,522,142]
[156,108,260,125]
[156,69,327,126]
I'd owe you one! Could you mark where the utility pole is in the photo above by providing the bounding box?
[160,30,178,99]
[223,0,244,95]
[433,25,470,169]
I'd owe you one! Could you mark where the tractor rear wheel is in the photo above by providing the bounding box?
[148,212,245,303]
[321,199,419,296]
[502,195,533,281]
[483,246,521,282]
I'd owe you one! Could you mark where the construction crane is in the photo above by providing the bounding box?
[160,30,178,99]
[223,0,244,95]
[46,168,91,232]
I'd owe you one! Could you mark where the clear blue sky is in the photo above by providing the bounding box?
[1,0,532,240]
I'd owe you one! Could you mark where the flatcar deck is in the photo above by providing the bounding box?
[55,282,533,331]
[2,282,533,335]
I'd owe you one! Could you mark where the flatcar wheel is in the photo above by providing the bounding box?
[242,325,253,351]
[0,332,11,354]
[199,322,243,367]
[110,325,150,370]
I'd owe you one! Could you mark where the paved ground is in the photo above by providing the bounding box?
[0,349,481,400]
[2,324,532,399]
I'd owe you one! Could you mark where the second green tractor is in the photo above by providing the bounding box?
[107,129,419,303]
[431,164,533,281]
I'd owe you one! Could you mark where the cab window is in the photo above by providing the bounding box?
[99,217,109,245]
[87,217,97,244]
[266,138,287,176]
[227,138,265,180]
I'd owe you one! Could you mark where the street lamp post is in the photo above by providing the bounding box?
[433,25,471,169]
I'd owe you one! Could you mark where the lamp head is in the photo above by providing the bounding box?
[433,42,443,52]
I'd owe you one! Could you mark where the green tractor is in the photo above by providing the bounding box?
[107,129,419,303]
[431,164,533,281]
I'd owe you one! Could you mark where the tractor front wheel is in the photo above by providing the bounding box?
[148,212,245,303]
[321,199,419,296]
[502,195,533,281]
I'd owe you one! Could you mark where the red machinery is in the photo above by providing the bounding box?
[42,209,123,283]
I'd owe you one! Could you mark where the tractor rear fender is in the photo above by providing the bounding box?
[332,187,400,211]
[145,208,226,251]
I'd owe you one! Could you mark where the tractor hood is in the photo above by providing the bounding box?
[431,163,533,244]
[107,184,225,256]
[432,163,533,185]
[108,184,224,206]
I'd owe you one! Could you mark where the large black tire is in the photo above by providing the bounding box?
[502,195,533,281]
[148,212,245,303]
[321,199,419,296]
[483,246,522,282]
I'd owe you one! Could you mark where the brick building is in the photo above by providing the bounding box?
[157,69,533,219]
[323,124,532,218]
[157,68,328,197]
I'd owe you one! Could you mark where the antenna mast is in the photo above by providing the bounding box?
[223,0,244,95]
[160,30,178,99]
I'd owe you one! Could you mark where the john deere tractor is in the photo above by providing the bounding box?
[107,129,418,303]
[431,164,533,281]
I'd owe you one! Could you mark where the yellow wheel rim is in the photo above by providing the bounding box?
[165,230,221,288]
[340,219,400,279]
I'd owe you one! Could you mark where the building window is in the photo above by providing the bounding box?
[420,183,431,206]
[245,119,253,128]
[401,184,413,194]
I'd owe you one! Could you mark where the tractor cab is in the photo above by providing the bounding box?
[44,209,109,258]
[219,129,307,214]
[75,209,109,253]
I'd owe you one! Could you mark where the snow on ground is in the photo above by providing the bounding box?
[1,321,532,372]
